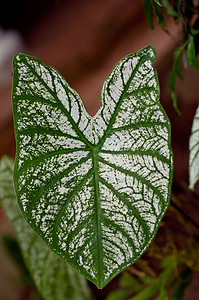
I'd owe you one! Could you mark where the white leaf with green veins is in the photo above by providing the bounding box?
[189,105,199,190]
[12,45,173,288]
[0,156,91,300]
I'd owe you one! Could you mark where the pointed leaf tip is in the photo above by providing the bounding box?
[139,45,157,62]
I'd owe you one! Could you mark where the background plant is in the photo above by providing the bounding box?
[141,0,199,113]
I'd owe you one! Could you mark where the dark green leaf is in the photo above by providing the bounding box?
[141,0,154,29]
[151,1,167,31]
[169,43,187,114]
[12,46,173,288]
[190,28,199,36]
[187,34,199,73]
[171,45,185,80]
[176,0,183,17]
[161,0,180,17]
[170,268,192,300]
[170,90,181,115]
[0,156,91,300]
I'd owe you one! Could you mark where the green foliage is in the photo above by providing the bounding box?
[106,256,192,300]
[11,45,173,288]
[128,258,174,300]
[141,0,199,113]
[141,0,154,29]
[151,1,167,30]
[168,42,187,115]
[0,156,91,300]
[170,268,192,300]
[106,273,143,300]
[141,0,167,30]
[187,34,199,72]
[161,0,179,17]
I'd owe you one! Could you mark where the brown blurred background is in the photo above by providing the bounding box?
[0,0,199,299]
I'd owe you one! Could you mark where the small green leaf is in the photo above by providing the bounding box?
[169,43,187,114]
[190,28,199,36]
[189,105,199,190]
[0,156,91,300]
[161,0,180,18]
[170,90,181,115]
[150,1,167,31]
[141,0,154,29]
[170,268,192,300]
[187,34,199,73]
[12,46,173,288]
[170,45,185,80]
[176,0,183,17]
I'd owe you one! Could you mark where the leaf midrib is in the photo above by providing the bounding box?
[92,148,103,287]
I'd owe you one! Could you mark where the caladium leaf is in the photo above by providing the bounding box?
[12,45,173,288]
[189,105,199,190]
[0,156,91,300]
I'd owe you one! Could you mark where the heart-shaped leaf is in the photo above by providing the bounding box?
[12,45,173,288]
[0,156,91,300]
[189,105,199,190]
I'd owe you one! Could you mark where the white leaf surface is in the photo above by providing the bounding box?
[189,105,199,190]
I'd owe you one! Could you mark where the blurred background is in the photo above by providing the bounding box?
[0,0,199,299]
